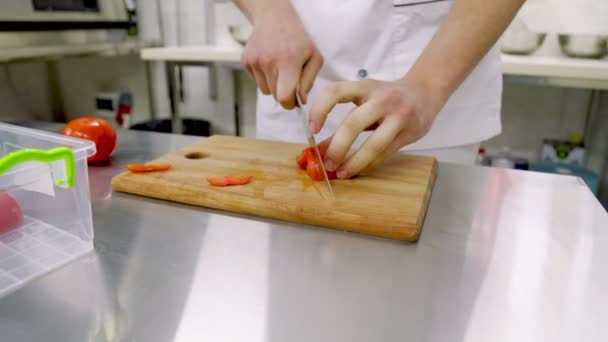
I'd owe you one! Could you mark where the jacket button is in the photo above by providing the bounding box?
[357,69,368,79]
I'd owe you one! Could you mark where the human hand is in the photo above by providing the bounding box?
[309,76,447,179]
[241,4,323,109]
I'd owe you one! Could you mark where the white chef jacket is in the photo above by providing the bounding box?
[255,0,503,151]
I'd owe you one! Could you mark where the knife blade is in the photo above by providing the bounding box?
[295,91,336,198]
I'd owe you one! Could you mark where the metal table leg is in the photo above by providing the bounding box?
[145,61,157,119]
[232,68,241,137]
[45,60,67,122]
[165,61,183,134]
[164,61,241,136]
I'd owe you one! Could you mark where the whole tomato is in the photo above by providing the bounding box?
[63,117,117,164]
[0,192,23,234]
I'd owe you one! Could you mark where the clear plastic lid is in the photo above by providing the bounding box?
[0,123,96,172]
[0,123,96,155]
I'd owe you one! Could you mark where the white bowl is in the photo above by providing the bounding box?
[500,18,546,56]
[558,34,608,59]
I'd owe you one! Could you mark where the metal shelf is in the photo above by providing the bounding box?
[501,54,608,90]
[0,40,158,63]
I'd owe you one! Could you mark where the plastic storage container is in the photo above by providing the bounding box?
[0,123,96,297]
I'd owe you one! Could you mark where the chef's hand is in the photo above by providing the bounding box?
[309,76,447,179]
[241,4,323,109]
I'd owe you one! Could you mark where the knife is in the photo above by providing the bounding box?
[295,90,336,198]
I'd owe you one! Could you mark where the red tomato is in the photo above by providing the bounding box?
[0,192,23,234]
[126,163,172,173]
[306,159,337,181]
[306,159,324,181]
[318,142,329,157]
[207,177,229,187]
[225,175,252,185]
[296,147,315,169]
[296,146,336,181]
[207,175,252,187]
[63,117,117,164]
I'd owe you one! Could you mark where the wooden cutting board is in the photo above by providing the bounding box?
[111,135,437,241]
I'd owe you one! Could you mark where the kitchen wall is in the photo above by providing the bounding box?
[0,0,199,126]
[54,54,152,121]
[52,1,169,124]
[0,62,52,122]
[518,0,608,35]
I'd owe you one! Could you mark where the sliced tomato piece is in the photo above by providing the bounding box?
[126,163,172,173]
[296,152,307,169]
[225,175,252,185]
[306,159,337,181]
[207,175,252,187]
[306,159,324,181]
[207,177,229,187]
[297,145,337,182]
[316,143,338,180]
[296,147,314,169]
[318,143,329,158]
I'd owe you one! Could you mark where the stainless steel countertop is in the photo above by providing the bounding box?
[1,123,607,342]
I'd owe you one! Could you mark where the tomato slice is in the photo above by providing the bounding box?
[318,142,329,158]
[225,175,252,185]
[306,159,324,181]
[297,146,337,181]
[126,163,172,173]
[296,147,324,169]
[296,147,315,169]
[207,175,252,187]
[207,177,229,187]
[306,159,337,181]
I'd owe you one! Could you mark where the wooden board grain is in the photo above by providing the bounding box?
[111,135,437,241]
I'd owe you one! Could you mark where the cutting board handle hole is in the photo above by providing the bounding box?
[185,152,208,160]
